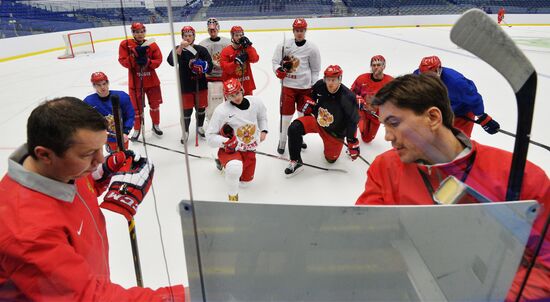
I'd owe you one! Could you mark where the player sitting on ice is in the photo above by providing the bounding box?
[350,55,394,143]
[206,78,268,202]
[414,55,500,137]
[285,65,360,176]
[84,71,134,153]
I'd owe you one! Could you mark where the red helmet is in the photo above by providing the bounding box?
[181,25,195,36]
[207,17,220,30]
[293,18,307,30]
[324,65,343,77]
[230,25,244,35]
[223,78,242,96]
[131,22,145,32]
[370,55,386,66]
[419,56,441,73]
[90,71,108,84]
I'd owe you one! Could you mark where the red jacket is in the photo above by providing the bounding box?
[118,39,163,89]
[0,147,184,301]
[356,135,550,301]
[351,73,393,142]
[220,45,259,94]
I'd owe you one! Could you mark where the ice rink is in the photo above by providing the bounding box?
[1,19,549,290]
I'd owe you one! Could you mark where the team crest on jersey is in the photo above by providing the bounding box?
[317,107,334,127]
[106,114,115,134]
[283,55,300,73]
[236,64,247,77]
[212,52,221,64]
[237,124,256,144]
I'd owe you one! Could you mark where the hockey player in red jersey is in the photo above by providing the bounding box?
[206,78,268,201]
[84,71,134,152]
[498,7,505,24]
[350,55,393,143]
[167,25,213,144]
[356,74,549,301]
[285,65,360,176]
[220,26,260,96]
[118,22,164,141]
[272,18,321,154]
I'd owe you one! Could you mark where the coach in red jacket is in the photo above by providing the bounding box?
[0,97,185,301]
[356,74,549,301]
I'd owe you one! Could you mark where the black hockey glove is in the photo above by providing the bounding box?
[475,113,500,134]
[235,52,248,65]
[281,59,293,71]
[134,45,149,66]
[239,36,252,48]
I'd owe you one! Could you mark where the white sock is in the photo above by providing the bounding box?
[280,115,293,144]
[225,160,242,196]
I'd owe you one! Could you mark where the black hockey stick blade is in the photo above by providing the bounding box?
[110,94,125,152]
[450,9,537,201]
[254,150,347,173]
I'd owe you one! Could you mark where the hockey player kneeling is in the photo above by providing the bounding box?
[206,78,268,201]
[285,65,360,176]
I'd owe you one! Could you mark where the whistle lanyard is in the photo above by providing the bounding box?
[417,151,477,204]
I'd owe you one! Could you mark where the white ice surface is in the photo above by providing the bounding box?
[0,23,549,290]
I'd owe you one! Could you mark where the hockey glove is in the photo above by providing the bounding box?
[299,96,316,116]
[346,137,360,161]
[134,45,149,66]
[239,36,252,48]
[92,150,136,187]
[356,95,367,110]
[191,59,209,75]
[101,156,154,221]
[281,58,293,71]
[276,67,287,80]
[475,113,500,134]
[220,124,238,153]
[235,52,248,65]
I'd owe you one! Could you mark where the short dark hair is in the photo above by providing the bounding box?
[373,73,454,129]
[27,97,107,158]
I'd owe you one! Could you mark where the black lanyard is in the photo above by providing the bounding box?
[417,151,477,204]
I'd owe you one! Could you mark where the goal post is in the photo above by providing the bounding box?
[58,31,95,59]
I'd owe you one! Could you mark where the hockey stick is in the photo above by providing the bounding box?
[462,116,549,152]
[254,150,347,173]
[195,73,200,147]
[501,20,512,28]
[135,139,213,159]
[451,9,539,301]
[318,125,371,166]
[451,8,537,201]
[279,33,285,135]
[111,94,144,288]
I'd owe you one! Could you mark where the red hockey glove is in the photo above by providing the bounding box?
[100,156,154,221]
[223,136,238,153]
[356,95,367,111]
[475,113,500,134]
[299,96,316,116]
[346,137,360,161]
[276,67,287,80]
[220,124,237,153]
[92,150,135,186]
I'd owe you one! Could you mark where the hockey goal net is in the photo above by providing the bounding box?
[58,31,95,59]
